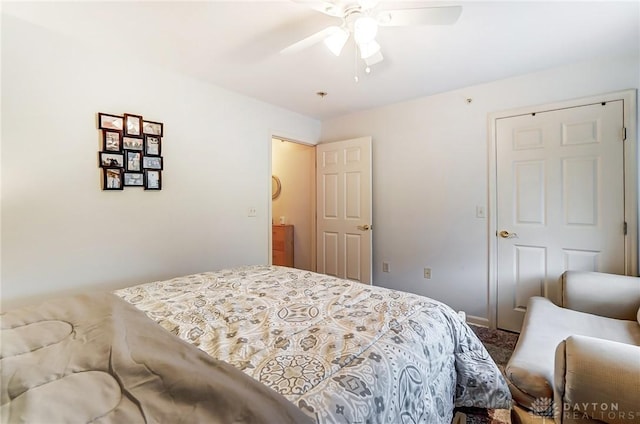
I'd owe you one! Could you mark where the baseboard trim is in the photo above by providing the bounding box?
[466,315,489,327]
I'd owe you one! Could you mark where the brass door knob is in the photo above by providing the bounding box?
[357,224,371,231]
[499,230,518,239]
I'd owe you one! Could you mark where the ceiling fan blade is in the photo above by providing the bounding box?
[291,0,345,17]
[280,26,337,55]
[357,0,380,11]
[377,5,462,27]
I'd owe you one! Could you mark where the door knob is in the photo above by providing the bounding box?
[499,230,518,239]
[357,224,371,231]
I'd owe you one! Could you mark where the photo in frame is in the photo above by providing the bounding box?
[123,136,143,150]
[124,172,144,187]
[103,130,122,152]
[99,152,124,168]
[143,120,163,137]
[124,113,143,137]
[98,113,124,131]
[125,150,142,172]
[144,135,161,156]
[142,156,163,170]
[144,170,161,190]
[103,168,124,190]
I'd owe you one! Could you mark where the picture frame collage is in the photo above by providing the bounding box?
[98,112,164,190]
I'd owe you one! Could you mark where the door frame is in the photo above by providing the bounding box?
[269,134,317,272]
[487,89,638,329]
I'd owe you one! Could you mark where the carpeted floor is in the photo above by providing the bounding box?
[468,324,519,375]
[453,324,519,424]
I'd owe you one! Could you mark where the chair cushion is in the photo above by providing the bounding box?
[505,296,640,410]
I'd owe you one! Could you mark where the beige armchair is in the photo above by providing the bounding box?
[507,271,640,424]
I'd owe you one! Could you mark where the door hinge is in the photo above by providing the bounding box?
[624,221,628,235]
[622,127,627,141]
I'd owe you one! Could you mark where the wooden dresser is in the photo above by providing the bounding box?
[272,225,294,267]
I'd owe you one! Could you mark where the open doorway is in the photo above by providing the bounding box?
[271,138,316,271]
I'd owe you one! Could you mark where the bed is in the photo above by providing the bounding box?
[115,265,512,423]
[1,265,511,423]
[1,290,312,424]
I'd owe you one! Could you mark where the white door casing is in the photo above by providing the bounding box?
[489,90,638,332]
[316,137,372,284]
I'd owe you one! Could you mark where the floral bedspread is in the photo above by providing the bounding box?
[115,265,511,423]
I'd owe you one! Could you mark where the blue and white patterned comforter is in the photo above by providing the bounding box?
[115,265,511,423]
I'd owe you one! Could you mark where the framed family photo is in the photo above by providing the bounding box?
[142,156,163,170]
[124,172,144,187]
[124,113,143,137]
[103,130,122,152]
[143,120,163,137]
[144,170,161,190]
[99,152,124,168]
[98,113,124,131]
[144,135,161,156]
[125,150,142,172]
[103,168,123,190]
[123,136,143,150]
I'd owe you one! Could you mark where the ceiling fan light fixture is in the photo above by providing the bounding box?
[354,16,378,45]
[363,50,383,66]
[363,51,384,67]
[358,40,380,59]
[324,27,349,56]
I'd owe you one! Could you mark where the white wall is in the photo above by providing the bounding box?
[271,139,315,271]
[3,12,638,322]
[1,15,321,309]
[321,55,640,322]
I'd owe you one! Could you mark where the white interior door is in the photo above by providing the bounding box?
[496,101,626,332]
[316,137,372,284]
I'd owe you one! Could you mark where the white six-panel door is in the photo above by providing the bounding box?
[496,101,626,332]
[316,137,372,284]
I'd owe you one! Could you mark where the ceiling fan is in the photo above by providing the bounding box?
[282,0,462,68]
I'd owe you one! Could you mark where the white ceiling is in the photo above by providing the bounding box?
[4,1,639,120]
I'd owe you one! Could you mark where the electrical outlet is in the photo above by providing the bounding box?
[382,262,390,273]
[424,268,432,279]
[248,207,257,217]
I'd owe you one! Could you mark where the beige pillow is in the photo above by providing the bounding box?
[637,306,640,325]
